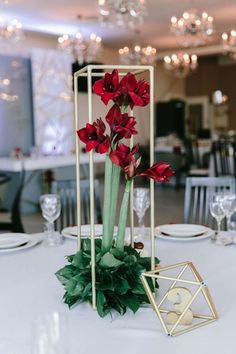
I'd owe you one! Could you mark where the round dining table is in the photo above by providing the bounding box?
[0,232,235,354]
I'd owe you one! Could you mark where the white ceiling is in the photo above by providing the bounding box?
[1,0,236,52]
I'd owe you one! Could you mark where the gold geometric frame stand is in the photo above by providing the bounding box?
[141,261,218,337]
[74,65,155,310]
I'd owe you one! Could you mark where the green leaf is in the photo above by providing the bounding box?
[55,265,76,285]
[120,294,140,313]
[72,251,90,269]
[64,276,84,296]
[132,282,146,295]
[115,278,131,295]
[100,252,124,268]
[96,291,107,317]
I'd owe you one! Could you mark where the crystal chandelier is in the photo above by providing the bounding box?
[163,53,198,78]
[0,17,24,44]
[170,9,214,46]
[119,45,157,65]
[98,0,147,30]
[58,32,102,64]
[222,30,236,60]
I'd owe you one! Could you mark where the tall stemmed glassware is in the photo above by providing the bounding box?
[133,187,150,240]
[220,193,236,231]
[209,193,226,237]
[40,194,62,246]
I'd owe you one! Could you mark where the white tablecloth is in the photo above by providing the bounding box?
[0,234,235,353]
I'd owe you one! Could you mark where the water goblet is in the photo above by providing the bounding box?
[133,187,150,240]
[220,192,236,231]
[40,194,62,246]
[209,194,226,238]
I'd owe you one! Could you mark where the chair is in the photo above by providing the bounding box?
[51,178,103,231]
[184,138,210,177]
[211,138,236,177]
[0,171,25,233]
[183,176,235,226]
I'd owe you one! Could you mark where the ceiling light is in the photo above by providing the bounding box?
[119,45,157,64]
[58,32,102,64]
[222,30,236,60]
[170,9,214,47]
[98,0,147,30]
[0,17,24,45]
[163,53,198,78]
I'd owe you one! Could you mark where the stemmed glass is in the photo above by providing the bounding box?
[209,193,226,237]
[133,187,150,240]
[40,194,62,246]
[220,192,236,231]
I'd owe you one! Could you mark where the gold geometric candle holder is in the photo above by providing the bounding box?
[141,261,218,337]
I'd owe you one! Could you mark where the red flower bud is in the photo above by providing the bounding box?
[139,162,174,182]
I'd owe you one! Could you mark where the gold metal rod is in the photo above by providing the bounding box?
[169,284,204,335]
[189,262,204,283]
[158,264,188,309]
[149,66,155,271]
[144,274,201,285]
[129,124,134,247]
[172,318,217,337]
[87,67,96,310]
[141,275,169,335]
[159,309,215,320]
[190,264,218,318]
[74,74,81,251]
[201,286,218,319]
[154,261,190,273]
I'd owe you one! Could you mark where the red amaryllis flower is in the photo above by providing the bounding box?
[129,79,150,108]
[110,143,141,179]
[105,104,137,141]
[139,162,174,182]
[118,73,150,109]
[77,118,110,154]
[93,69,120,105]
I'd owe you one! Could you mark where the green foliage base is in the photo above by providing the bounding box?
[55,239,160,317]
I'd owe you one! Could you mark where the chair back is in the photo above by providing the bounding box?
[51,179,102,231]
[212,139,236,177]
[184,176,235,226]
[0,170,25,232]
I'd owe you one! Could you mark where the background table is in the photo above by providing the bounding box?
[0,234,234,353]
[0,154,105,214]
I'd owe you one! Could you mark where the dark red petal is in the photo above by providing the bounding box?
[77,128,89,143]
[86,140,98,152]
[101,92,115,105]
[117,143,130,154]
[105,104,121,126]
[112,69,119,89]
[93,80,104,96]
[129,92,144,107]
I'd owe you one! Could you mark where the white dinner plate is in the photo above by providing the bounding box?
[155,226,214,242]
[158,224,207,238]
[0,237,41,253]
[61,224,118,240]
[0,233,31,249]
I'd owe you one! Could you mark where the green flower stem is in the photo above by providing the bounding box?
[102,155,113,252]
[109,164,121,240]
[116,179,132,251]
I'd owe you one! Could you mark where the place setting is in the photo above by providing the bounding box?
[154,224,214,242]
[0,233,41,253]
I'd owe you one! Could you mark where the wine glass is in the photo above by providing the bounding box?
[40,194,62,246]
[133,188,150,240]
[209,193,226,238]
[220,192,236,231]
